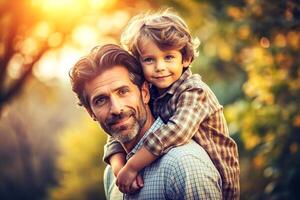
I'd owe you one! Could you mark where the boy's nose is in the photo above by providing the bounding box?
[155,60,165,72]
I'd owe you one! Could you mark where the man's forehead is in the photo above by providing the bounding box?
[84,65,135,97]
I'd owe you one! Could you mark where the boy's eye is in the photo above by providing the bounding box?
[165,55,175,61]
[142,57,154,63]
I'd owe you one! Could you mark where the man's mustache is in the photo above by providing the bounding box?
[106,110,135,126]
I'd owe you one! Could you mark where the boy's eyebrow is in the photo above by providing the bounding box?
[164,49,181,53]
[140,51,178,58]
[140,53,153,57]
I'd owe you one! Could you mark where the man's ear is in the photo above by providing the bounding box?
[85,107,97,121]
[141,82,150,104]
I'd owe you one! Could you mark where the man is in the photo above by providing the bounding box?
[69,44,222,199]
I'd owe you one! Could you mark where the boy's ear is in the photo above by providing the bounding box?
[141,82,150,104]
[183,58,192,68]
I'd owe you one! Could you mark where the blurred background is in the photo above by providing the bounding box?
[0,0,299,199]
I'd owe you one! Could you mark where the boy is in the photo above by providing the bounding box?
[104,10,240,199]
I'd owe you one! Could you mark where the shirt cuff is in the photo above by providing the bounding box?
[143,133,165,156]
[103,142,126,164]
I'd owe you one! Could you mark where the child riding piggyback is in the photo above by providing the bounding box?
[104,10,240,200]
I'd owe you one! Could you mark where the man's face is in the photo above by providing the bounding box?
[84,65,148,144]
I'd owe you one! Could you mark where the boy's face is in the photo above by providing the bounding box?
[138,38,190,94]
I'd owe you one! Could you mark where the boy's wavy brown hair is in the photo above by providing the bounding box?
[121,9,199,63]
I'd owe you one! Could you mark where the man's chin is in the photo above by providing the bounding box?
[110,124,131,135]
[111,124,139,144]
[115,133,134,144]
[110,129,132,142]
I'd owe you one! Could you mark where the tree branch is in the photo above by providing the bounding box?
[0,44,48,112]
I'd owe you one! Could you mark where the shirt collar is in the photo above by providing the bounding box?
[126,117,164,160]
[150,68,192,99]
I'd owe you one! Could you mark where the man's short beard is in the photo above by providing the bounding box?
[106,105,147,144]
[104,109,135,140]
[111,120,141,144]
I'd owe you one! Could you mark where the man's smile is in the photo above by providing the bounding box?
[110,115,132,130]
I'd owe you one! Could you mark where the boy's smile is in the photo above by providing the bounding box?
[138,38,190,94]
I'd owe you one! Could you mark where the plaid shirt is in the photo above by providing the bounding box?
[147,68,240,200]
[104,118,222,200]
[104,68,240,199]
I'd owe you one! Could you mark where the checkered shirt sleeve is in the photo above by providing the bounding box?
[102,117,164,164]
[143,85,210,156]
[127,117,164,159]
[103,135,125,164]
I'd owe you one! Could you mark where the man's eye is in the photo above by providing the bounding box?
[119,88,129,95]
[94,97,106,106]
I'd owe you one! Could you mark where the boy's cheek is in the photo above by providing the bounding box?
[141,67,152,75]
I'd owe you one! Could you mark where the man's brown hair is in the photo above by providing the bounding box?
[69,44,144,110]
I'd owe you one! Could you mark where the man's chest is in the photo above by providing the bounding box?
[124,161,170,200]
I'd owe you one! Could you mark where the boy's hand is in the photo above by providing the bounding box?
[127,175,144,194]
[116,164,143,194]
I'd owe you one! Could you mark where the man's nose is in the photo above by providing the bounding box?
[109,96,123,115]
[155,60,165,72]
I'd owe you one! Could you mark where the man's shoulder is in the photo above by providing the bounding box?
[155,141,222,194]
[158,140,216,170]
[142,141,222,199]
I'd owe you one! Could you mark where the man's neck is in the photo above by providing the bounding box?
[123,108,155,153]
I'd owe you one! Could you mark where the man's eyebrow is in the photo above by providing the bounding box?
[114,85,130,91]
[91,85,130,101]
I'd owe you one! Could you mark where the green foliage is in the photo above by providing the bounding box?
[49,117,107,200]
[198,0,300,199]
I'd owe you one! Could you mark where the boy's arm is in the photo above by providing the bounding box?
[103,135,126,164]
[124,146,157,172]
[116,146,154,193]
[117,88,210,193]
[109,152,126,177]
[116,117,165,193]
[120,88,207,173]
[144,87,210,156]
